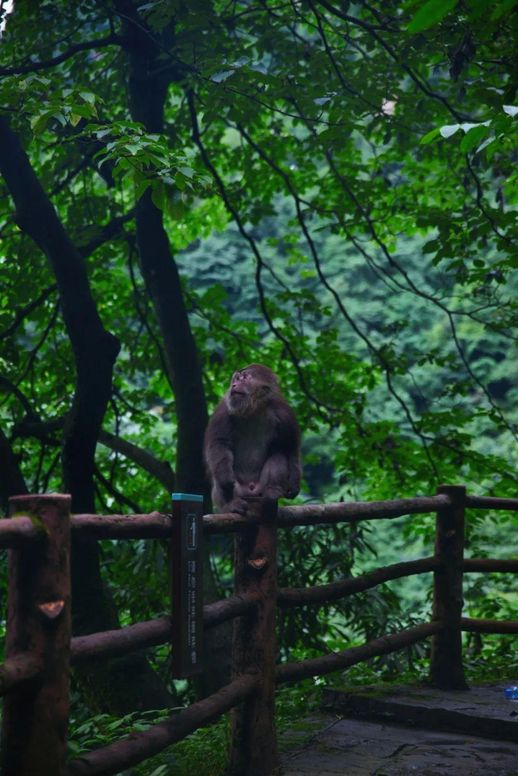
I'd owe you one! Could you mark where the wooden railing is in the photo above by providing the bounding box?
[1,486,517,776]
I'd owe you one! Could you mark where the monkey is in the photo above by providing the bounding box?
[204,364,301,513]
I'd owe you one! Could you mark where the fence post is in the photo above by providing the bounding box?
[430,484,468,690]
[170,492,204,679]
[229,497,279,776]
[1,494,71,776]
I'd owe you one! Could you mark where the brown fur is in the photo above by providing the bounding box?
[204,364,301,513]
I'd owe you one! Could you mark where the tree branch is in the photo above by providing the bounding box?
[234,121,440,475]
[78,210,135,258]
[10,414,175,491]
[188,91,330,419]
[0,284,57,340]
[0,35,120,76]
[94,464,143,514]
[0,376,39,419]
[315,0,464,121]
[98,429,175,492]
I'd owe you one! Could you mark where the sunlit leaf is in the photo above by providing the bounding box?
[406,0,458,33]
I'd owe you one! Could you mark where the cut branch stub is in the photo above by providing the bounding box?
[37,600,66,620]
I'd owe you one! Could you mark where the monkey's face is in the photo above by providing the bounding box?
[225,366,275,416]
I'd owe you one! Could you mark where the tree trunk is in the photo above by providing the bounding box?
[0,115,173,714]
[117,0,232,693]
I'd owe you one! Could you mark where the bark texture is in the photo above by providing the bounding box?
[1,494,71,776]
[116,0,231,693]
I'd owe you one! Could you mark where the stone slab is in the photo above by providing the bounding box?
[321,681,518,743]
[281,715,518,775]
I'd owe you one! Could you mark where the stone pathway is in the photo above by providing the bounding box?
[281,715,518,775]
[280,682,518,774]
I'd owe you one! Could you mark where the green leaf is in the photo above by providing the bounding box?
[422,239,439,253]
[407,0,458,33]
[68,104,96,120]
[178,166,195,179]
[30,113,50,132]
[438,120,491,144]
[79,91,96,105]
[419,127,441,144]
[150,181,165,210]
[133,174,151,201]
[490,0,517,20]
[93,128,113,139]
[439,124,461,138]
[459,124,491,152]
[52,112,67,126]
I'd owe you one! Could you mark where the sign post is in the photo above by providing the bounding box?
[170,493,204,679]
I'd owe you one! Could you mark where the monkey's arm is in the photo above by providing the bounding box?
[204,403,240,510]
[259,402,301,499]
[284,447,302,498]
[279,402,301,497]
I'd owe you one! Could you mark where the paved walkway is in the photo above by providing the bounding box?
[280,682,518,775]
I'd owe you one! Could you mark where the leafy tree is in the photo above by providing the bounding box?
[0,0,516,712]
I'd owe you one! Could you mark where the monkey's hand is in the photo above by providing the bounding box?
[222,497,249,515]
[284,483,300,499]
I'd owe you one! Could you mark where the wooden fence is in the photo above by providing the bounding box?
[1,485,517,776]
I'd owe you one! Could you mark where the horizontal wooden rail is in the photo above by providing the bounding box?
[66,673,259,776]
[71,512,171,539]
[464,558,518,573]
[68,555,516,674]
[461,617,518,634]
[276,621,443,684]
[59,499,456,542]
[71,594,259,664]
[278,495,451,527]
[204,512,261,533]
[65,495,456,541]
[70,512,258,539]
[0,517,44,548]
[204,592,260,627]
[465,496,518,511]
[278,557,440,608]
[0,653,43,695]
[71,618,170,664]
[18,493,513,545]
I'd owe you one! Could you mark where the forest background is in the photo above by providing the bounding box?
[0,0,516,767]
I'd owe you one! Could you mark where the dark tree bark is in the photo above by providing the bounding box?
[115,0,232,692]
[0,426,28,512]
[2,494,71,776]
[116,1,208,493]
[0,115,173,713]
